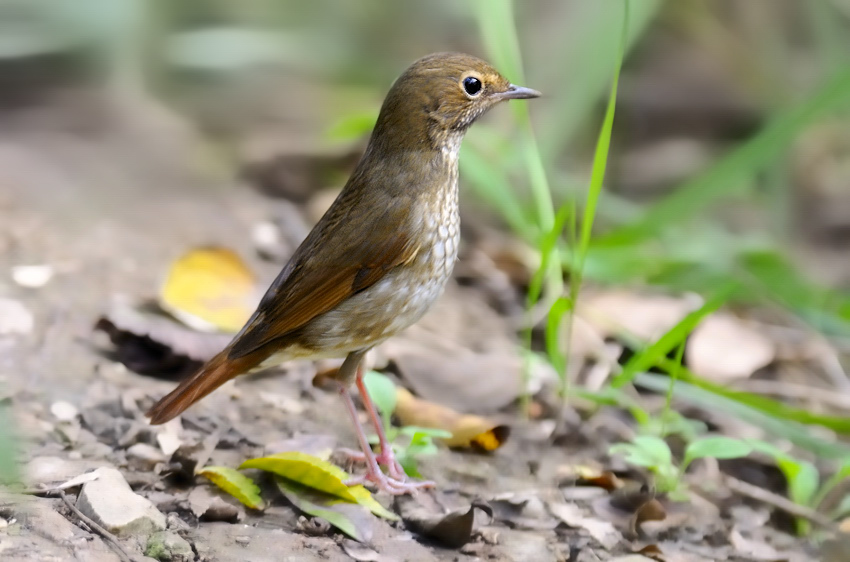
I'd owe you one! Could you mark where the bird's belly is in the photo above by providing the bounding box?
[298,221,460,355]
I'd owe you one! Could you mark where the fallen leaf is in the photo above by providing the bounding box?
[241,452,356,502]
[630,499,666,537]
[686,313,775,381]
[394,388,509,451]
[159,247,257,333]
[275,476,374,543]
[187,485,242,522]
[549,501,622,550]
[397,495,492,548]
[580,290,702,342]
[240,452,396,519]
[94,301,230,376]
[341,539,387,562]
[198,466,264,510]
[634,545,664,561]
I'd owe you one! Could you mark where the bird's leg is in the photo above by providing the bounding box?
[353,364,405,480]
[335,350,433,494]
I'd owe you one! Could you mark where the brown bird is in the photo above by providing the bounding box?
[147,52,539,494]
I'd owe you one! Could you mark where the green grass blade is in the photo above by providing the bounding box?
[574,0,628,276]
[611,283,735,388]
[636,373,850,459]
[544,296,573,375]
[653,359,850,434]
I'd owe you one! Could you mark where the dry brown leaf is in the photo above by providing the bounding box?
[549,501,622,550]
[635,544,665,561]
[160,247,257,333]
[686,313,775,381]
[94,301,230,376]
[580,290,702,342]
[396,495,492,548]
[394,388,509,451]
[630,499,667,537]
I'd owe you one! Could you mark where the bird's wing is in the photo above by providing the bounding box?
[227,198,420,359]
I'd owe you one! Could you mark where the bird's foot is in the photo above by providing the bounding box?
[344,468,434,495]
[338,447,433,495]
[337,447,406,480]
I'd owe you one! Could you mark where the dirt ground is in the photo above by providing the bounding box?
[0,86,839,562]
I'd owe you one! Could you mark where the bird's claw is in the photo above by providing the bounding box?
[338,447,433,495]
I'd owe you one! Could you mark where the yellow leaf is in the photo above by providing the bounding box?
[198,466,264,509]
[347,485,399,521]
[160,247,256,333]
[240,452,357,502]
[240,452,397,520]
[395,388,510,451]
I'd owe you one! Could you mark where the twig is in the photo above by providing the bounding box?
[723,475,836,530]
[56,490,137,562]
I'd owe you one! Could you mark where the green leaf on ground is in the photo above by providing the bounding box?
[275,476,374,542]
[241,451,356,502]
[197,466,264,509]
[240,451,395,519]
[684,437,752,467]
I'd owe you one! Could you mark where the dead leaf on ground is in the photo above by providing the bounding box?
[187,485,242,522]
[94,300,229,376]
[580,290,703,342]
[630,499,667,537]
[686,313,775,381]
[634,544,665,561]
[396,495,492,548]
[549,501,622,550]
[394,388,509,451]
[159,246,258,333]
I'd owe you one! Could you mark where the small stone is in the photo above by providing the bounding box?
[145,531,194,562]
[127,443,167,470]
[50,401,79,422]
[76,467,166,537]
[12,264,54,288]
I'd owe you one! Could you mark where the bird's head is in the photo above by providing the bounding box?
[369,52,540,156]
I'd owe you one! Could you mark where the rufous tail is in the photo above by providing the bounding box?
[146,347,264,424]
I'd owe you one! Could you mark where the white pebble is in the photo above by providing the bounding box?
[12,265,54,288]
[50,401,79,422]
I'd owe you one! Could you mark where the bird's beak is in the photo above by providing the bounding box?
[495,84,542,100]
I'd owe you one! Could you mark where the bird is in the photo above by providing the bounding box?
[146,52,540,494]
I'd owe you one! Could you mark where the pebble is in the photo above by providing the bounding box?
[75,467,166,537]
[12,265,54,288]
[50,401,79,422]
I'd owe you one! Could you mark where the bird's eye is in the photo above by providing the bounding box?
[463,76,482,97]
